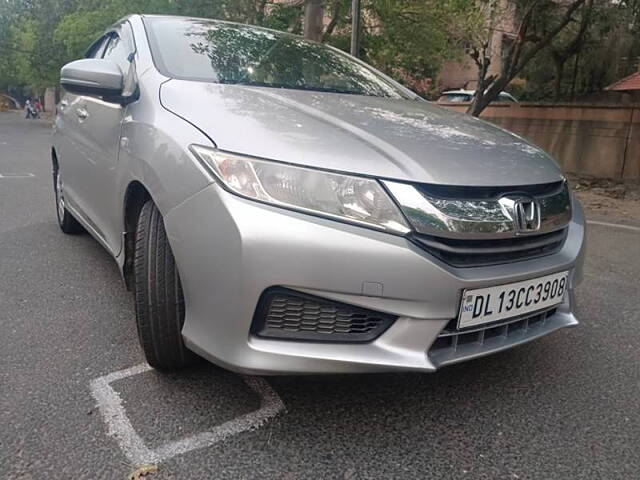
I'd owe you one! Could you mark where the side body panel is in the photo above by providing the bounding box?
[109,16,214,267]
[53,94,83,206]
[70,95,125,249]
[54,15,215,265]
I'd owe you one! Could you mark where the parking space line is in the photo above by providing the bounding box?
[153,376,285,461]
[89,364,285,466]
[587,220,640,232]
[90,364,155,465]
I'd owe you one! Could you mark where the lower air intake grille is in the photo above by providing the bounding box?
[251,288,396,342]
[427,307,575,369]
[430,308,557,357]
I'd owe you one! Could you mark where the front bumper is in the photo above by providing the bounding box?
[163,184,585,374]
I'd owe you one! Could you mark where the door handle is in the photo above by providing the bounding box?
[76,107,89,120]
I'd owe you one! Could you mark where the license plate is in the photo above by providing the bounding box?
[458,271,569,329]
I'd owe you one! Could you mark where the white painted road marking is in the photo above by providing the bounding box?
[90,364,153,465]
[0,173,35,178]
[587,220,640,233]
[89,363,285,466]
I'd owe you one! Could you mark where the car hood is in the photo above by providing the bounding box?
[160,80,563,186]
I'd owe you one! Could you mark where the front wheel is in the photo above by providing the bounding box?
[133,200,197,369]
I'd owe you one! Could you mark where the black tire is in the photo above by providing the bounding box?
[134,200,197,369]
[53,166,83,234]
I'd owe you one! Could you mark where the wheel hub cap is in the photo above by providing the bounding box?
[56,171,65,221]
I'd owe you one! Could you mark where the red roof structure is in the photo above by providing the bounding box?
[606,71,640,91]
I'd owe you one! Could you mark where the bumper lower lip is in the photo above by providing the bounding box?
[427,305,578,369]
[163,184,586,375]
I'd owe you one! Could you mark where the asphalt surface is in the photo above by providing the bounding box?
[1,111,639,480]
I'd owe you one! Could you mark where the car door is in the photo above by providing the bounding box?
[56,35,109,221]
[68,22,136,255]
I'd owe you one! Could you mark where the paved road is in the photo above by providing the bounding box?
[1,111,639,480]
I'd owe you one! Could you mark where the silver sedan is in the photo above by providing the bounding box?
[52,14,585,374]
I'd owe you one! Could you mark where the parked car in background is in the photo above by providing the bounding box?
[52,15,584,375]
[438,89,518,104]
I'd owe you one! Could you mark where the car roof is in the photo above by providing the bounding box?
[442,89,475,95]
[441,90,516,99]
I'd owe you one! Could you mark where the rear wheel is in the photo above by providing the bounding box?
[53,166,83,234]
[134,200,197,369]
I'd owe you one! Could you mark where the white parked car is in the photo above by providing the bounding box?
[438,89,518,104]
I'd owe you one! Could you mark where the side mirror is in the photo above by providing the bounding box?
[60,59,124,100]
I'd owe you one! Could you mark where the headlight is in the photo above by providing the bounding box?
[190,145,410,234]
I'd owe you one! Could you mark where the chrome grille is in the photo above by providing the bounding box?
[411,228,567,267]
[384,180,571,239]
[384,180,572,267]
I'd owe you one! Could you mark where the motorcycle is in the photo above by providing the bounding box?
[25,104,39,119]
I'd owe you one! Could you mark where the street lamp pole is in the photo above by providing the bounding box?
[350,0,361,57]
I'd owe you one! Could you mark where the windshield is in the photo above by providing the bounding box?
[144,17,408,98]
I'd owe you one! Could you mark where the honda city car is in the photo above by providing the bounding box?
[52,15,585,374]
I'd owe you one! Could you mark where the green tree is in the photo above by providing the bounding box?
[515,0,640,101]
[0,0,85,94]
[3,0,631,106]
[362,0,475,96]
[458,0,590,116]
[0,0,473,98]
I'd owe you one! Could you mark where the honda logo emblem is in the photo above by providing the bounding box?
[498,195,541,233]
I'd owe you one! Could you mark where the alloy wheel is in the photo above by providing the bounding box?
[55,169,65,224]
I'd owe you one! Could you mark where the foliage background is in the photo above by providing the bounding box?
[0,0,638,101]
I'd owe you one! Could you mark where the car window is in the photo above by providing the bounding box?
[99,23,136,97]
[144,17,408,98]
[102,32,132,76]
[85,36,109,59]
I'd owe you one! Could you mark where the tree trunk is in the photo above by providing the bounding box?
[350,0,361,57]
[569,50,580,101]
[255,0,268,25]
[469,79,507,117]
[553,58,565,101]
[467,46,492,117]
[322,0,342,42]
[304,0,324,42]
